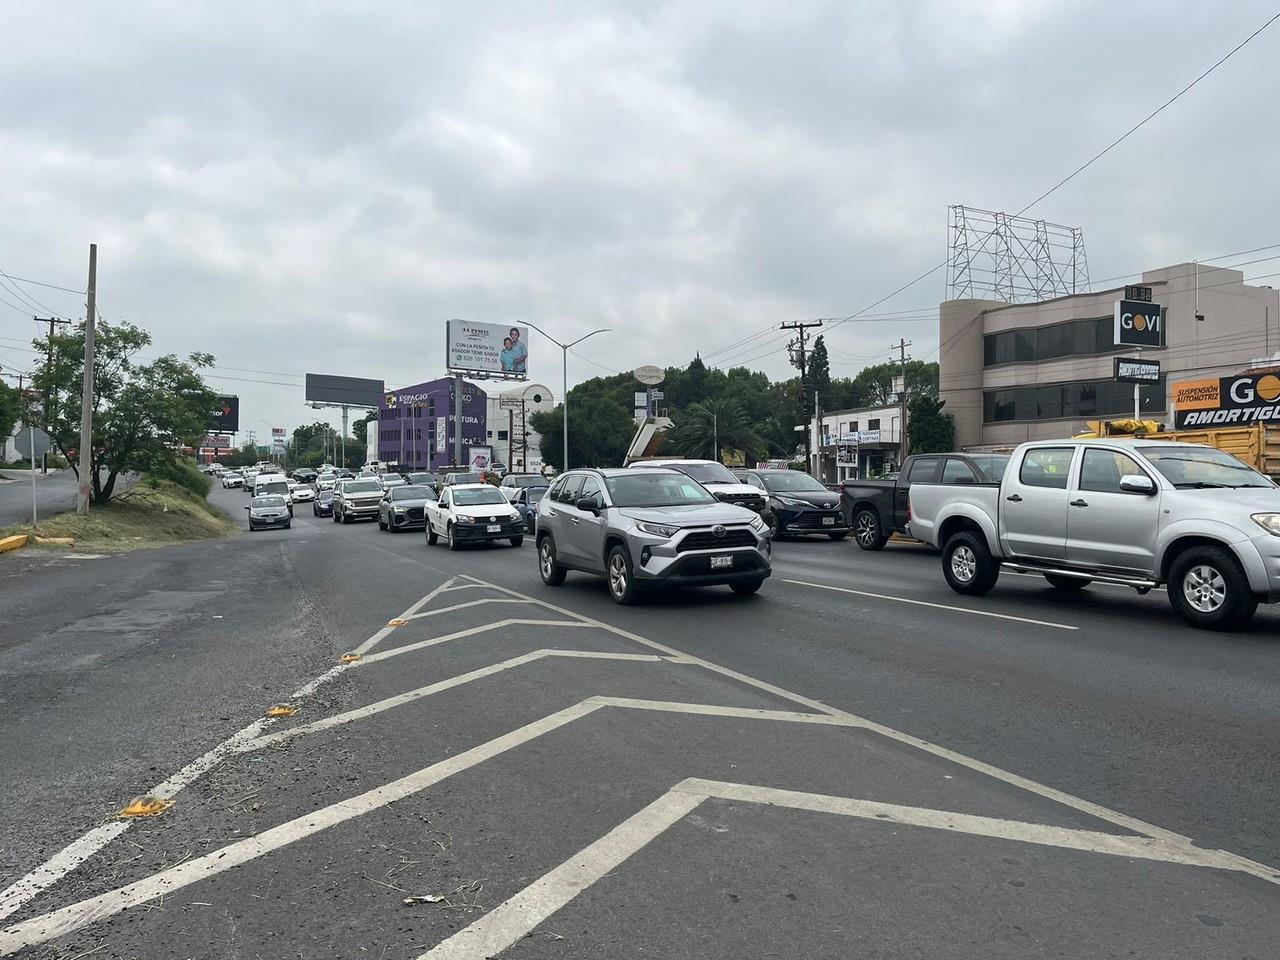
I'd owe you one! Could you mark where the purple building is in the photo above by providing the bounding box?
[377,377,488,471]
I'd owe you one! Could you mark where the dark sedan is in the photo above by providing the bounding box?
[378,484,436,532]
[312,488,336,517]
[246,494,292,532]
[733,469,849,540]
[511,485,547,533]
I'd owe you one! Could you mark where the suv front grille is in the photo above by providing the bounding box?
[715,492,766,513]
[677,529,757,552]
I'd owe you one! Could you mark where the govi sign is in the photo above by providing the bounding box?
[1114,300,1165,348]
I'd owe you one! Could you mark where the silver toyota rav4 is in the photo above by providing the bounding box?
[535,467,771,603]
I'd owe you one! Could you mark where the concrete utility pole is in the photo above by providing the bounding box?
[781,320,822,473]
[892,338,912,466]
[76,244,97,515]
[453,372,464,469]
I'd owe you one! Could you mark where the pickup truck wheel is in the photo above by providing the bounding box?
[447,523,460,551]
[1045,574,1091,591]
[853,509,888,551]
[1168,547,1257,631]
[942,531,999,596]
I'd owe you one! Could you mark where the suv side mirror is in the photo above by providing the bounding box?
[576,494,602,515]
[1119,474,1156,495]
[243,505,250,510]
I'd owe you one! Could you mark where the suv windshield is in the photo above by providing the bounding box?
[505,475,546,488]
[607,473,717,507]
[253,495,286,507]
[408,473,435,485]
[449,473,483,484]
[758,472,827,493]
[1138,446,1273,488]
[391,486,432,500]
[343,480,381,494]
[453,488,506,506]
[651,462,738,485]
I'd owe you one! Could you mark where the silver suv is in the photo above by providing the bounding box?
[534,467,771,604]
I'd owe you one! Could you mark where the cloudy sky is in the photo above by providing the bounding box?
[1,0,1277,436]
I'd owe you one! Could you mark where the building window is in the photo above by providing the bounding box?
[983,316,1118,367]
[868,418,880,430]
[983,377,1165,423]
[848,421,858,432]
[498,430,508,441]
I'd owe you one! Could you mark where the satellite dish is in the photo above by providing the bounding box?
[633,365,664,386]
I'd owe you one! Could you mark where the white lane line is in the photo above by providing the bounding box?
[0,701,604,955]
[350,577,461,655]
[420,788,706,960]
[239,652,673,751]
[419,775,1243,960]
[354,619,591,665]
[452,576,1280,881]
[453,576,847,719]
[0,825,129,922]
[0,578,455,922]
[782,578,1078,630]
[404,598,531,622]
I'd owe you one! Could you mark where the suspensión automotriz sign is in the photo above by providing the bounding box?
[1173,373,1280,428]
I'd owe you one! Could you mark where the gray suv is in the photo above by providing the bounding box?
[534,467,771,604]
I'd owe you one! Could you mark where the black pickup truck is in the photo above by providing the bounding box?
[840,452,1009,550]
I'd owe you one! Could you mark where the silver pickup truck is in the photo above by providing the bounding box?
[908,438,1280,630]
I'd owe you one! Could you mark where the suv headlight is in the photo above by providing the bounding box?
[636,520,679,538]
[775,495,811,507]
[749,514,768,533]
[1252,513,1280,536]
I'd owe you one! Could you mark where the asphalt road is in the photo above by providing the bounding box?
[2,483,1278,958]
[0,470,78,528]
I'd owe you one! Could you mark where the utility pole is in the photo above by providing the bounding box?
[34,316,70,474]
[781,320,823,473]
[76,244,97,515]
[508,407,515,471]
[892,338,912,466]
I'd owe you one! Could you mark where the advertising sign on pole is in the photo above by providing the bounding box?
[446,320,529,379]
[1114,300,1165,348]
[1113,357,1161,383]
[633,365,665,385]
[468,446,492,472]
[208,395,240,432]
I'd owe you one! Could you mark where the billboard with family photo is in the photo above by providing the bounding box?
[446,320,529,379]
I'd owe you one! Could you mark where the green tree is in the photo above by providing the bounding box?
[31,319,219,502]
[852,360,939,406]
[809,336,831,413]
[665,399,764,463]
[908,394,955,454]
[352,410,378,446]
[530,397,635,471]
[0,379,20,442]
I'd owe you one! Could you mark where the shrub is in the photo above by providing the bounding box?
[149,459,212,498]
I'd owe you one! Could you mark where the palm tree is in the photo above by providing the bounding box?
[666,399,763,463]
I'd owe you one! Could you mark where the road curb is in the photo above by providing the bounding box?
[0,534,30,553]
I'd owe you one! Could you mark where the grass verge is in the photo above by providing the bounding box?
[0,478,237,551]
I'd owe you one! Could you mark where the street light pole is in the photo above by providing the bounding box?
[524,322,609,472]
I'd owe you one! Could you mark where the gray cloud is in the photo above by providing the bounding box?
[1,0,1276,432]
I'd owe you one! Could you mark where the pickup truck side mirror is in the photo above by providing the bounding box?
[576,494,602,515]
[243,505,250,510]
[1119,474,1156,495]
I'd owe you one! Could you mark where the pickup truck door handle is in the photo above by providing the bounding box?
[1006,494,1023,502]
[1069,498,1088,507]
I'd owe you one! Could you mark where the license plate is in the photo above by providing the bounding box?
[487,524,502,533]
[709,554,734,570]
[823,516,835,526]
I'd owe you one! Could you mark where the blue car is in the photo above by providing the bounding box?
[510,485,547,534]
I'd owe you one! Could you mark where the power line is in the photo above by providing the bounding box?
[0,272,84,294]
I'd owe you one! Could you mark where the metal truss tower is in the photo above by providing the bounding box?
[946,204,1090,303]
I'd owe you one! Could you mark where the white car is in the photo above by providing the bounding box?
[221,470,244,488]
[379,474,407,490]
[317,473,338,491]
[425,483,524,550]
[290,483,315,503]
[626,459,767,514]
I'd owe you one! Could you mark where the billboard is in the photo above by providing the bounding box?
[1173,373,1280,428]
[446,320,529,379]
[209,395,239,432]
[305,374,384,407]
[1113,300,1165,348]
[468,445,492,472]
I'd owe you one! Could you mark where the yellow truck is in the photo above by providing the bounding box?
[1074,420,1280,478]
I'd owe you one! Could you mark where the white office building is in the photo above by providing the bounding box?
[485,383,554,473]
